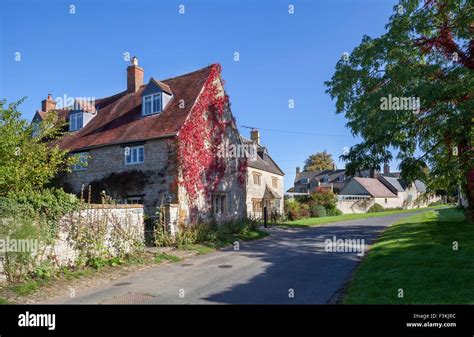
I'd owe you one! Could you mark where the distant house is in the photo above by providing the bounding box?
[337,167,440,213]
[378,175,438,208]
[243,130,284,219]
[293,167,373,194]
[338,177,399,213]
[33,58,247,232]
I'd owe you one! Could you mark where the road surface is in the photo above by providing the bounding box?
[49,212,418,304]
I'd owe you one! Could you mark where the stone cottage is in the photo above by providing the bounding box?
[33,58,247,232]
[242,129,284,219]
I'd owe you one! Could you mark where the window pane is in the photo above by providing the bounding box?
[153,94,161,112]
[138,147,144,162]
[77,113,83,128]
[144,97,152,115]
[132,148,137,162]
[70,114,76,130]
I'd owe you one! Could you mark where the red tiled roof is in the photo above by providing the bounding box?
[353,177,397,198]
[47,65,215,151]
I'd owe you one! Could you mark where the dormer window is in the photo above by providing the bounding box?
[142,93,162,116]
[69,112,83,131]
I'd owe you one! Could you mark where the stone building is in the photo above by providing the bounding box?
[33,58,247,231]
[242,129,284,219]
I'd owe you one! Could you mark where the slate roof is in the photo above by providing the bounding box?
[37,65,215,152]
[379,175,406,193]
[414,180,427,192]
[242,137,284,176]
[352,177,397,198]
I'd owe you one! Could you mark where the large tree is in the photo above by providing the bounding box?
[304,150,335,171]
[0,99,74,195]
[325,0,473,222]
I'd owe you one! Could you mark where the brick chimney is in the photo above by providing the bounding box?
[296,166,300,174]
[41,94,56,112]
[383,162,390,174]
[369,168,379,178]
[250,129,260,145]
[127,56,144,93]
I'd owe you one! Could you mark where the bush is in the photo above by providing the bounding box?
[299,203,310,218]
[327,208,343,216]
[367,203,385,213]
[0,200,49,282]
[5,188,80,239]
[311,189,337,211]
[154,218,259,247]
[285,199,302,220]
[429,200,444,206]
[311,204,326,217]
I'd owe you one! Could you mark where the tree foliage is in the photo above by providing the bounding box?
[304,150,335,171]
[325,0,473,221]
[0,99,74,195]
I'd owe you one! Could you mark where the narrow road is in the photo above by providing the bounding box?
[49,212,418,304]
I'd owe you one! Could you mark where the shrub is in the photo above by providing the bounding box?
[285,199,302,220]
[0,200,49,282]
[367,203,385,213]
[326,207,343,216]
[429,200,444,206]
[311,189,337,211]
[154,218,260,247]
[311,204,326,217]
[299,203,311,218]
[6,188,80,239]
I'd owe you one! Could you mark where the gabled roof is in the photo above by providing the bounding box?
[242,136,284,176]
[352,177,397,198]
[148,78,173,95]
[379,175,406,193]
[414,180,427,192]
[43,65,215,151]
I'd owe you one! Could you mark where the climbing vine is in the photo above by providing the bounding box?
[177,64,246,216]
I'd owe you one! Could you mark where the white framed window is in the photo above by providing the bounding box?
[69,112,83,131]
[142,93,162,116]
[72,152,88,171]
[125,146,144,164]
[212,194,226,215]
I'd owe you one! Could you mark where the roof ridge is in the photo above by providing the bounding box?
[161,64,217,83]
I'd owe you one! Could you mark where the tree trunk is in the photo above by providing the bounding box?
[467,169,474,223]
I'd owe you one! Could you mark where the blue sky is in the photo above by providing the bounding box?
[0,0,398,190]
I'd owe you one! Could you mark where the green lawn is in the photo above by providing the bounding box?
[280,205,447,227]
[343,208,474,304]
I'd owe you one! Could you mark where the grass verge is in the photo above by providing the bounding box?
[154,253,181,263]
[280,205,448,227]
[180,228,269,254]
[342,208,473,304]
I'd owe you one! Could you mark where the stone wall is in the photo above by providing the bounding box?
[0,204,144,282]
[62,138,174,215]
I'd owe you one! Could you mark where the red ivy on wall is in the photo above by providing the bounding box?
[177,64,246,215]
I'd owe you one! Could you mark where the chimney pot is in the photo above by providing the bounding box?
[296,166,300,174]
